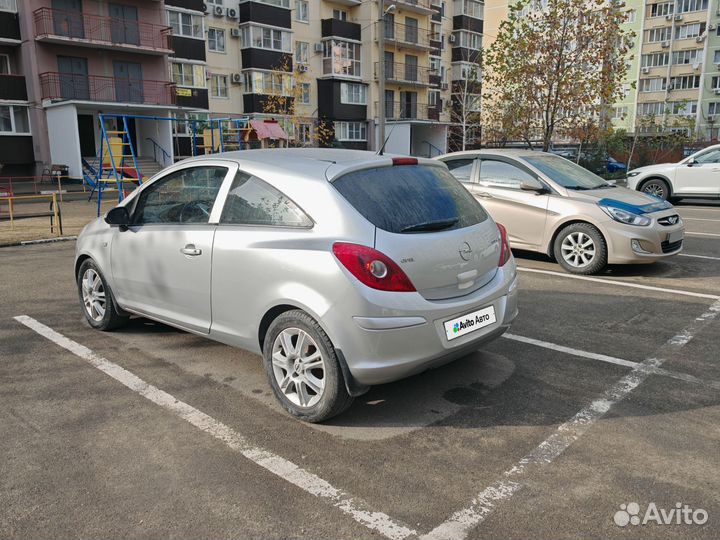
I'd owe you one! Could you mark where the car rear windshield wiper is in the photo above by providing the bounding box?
[565,186,593,190]
[401,217,459,233]
[593,184,617,189]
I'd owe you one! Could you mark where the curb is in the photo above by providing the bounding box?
[0,236,78,248]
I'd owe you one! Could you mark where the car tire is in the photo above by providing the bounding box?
[553,223,608,275]
[263,310,353,423]
[639,178,670,200]
[77,259,129,331]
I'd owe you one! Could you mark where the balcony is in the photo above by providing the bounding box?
[39,72,176,106]
[321,18,361,41]
[382,22,432,50]
[0,9,20,43]
[0,74,27,100]
[375,62,434,86]
[376,101,438,121]
[394,0,435,15]
[33,7,173,55]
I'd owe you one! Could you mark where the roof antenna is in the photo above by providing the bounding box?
[377,123,397,156]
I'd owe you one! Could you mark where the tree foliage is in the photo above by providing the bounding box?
[482,0,634,151]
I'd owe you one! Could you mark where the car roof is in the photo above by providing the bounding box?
[436,148,547,160]
[181,148,442,182]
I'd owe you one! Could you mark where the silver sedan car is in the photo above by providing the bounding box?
[75,149,518,422]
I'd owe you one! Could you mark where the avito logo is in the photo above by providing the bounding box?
[614,502,708,527]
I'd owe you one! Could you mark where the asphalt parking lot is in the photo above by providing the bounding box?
[2,201,720,539]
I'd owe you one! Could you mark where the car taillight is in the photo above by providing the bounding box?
[497,223,512,266]
[332,242,416,292]
[391,157,418,166]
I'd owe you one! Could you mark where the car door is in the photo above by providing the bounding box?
[675,148,720,196]
[110,162,237,333]
[476,158,550,250]
[210,170,314,350]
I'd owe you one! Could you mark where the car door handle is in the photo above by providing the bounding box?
[476,191,493,199]
[180,244,202,256]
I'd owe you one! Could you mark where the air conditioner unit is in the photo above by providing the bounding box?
[213,5,224,16]
[314,42,324,53]
[686,114,695,119]
[674,13,682,21]
[202,2,209,13]
[642,66,650,73]
[710,24,716,30]
[297,63,308,72]
[441,82,448,90]
[230,28,241,38]
[665,14,672,20]
[714,87,720,94]
[231,73,243,84]
[448,34,456,43]
[697,34,706,42]
[661,40,670,47]
[226,8,238,18]
[709,114,716,122]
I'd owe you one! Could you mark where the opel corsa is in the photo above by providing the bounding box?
[75,149,518,422]
[438,150,685,275]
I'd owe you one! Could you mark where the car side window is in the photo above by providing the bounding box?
[132,166,227,225]
[693,149,720,164]
[444,158,475,183]
[220,171,313,227]
[478,159,537,189]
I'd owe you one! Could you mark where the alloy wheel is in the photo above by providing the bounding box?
[81,268,106,322]
[642,182,665,199]
[271,328,326,408]
[560,232,596,268]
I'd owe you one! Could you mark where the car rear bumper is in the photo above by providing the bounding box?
[326,262,519,386]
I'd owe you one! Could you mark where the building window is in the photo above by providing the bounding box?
[642,83,662,102]
[625,9,636,23]
[167,10,204,39]
[675,23,705,40]
[613,106,628,119]
[242,70,293,95]
[240,0,290,7]
[297,123,312,144]
[669,101,698,115]
[430,22,442,41]
[207,0,223,4]
[0,105,30,134]
[0,54,9,73]
[323,39,361,77]
[240,25,292,52]
[676,0,708,13]
[295,0,309,22]
[669,75,700,89]
[335,121,366,141]
[709,102,720,115]
[429,90,440,107]
[638,102,665,116]
[649,2,673,17]
[208,28,226,53]
[672,49,702,65]
[453,30,481,49]
[333,9,348,20]
[299,82,311,104]
[646,27,672,42]
[0,0,16,12]
[171,62,207,88]
[340,82,367,105]
[211,74,229,98]
[641,52,669,67]
[711,76,720,89]
[462,0,483,19]
[295,41,309,63]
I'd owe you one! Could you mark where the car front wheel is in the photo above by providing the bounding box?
[263,310,353,423]
[640,178,670,200]
[77,259,129,330]
[553,223,608,275]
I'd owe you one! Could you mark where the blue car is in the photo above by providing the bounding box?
[607,156,627,173]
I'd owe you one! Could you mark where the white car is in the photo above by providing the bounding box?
[626,144,720,201]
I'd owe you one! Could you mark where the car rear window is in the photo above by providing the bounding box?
[333,164,488,234]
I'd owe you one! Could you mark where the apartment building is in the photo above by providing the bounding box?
[200,0,483,155]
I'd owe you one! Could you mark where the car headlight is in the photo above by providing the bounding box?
[626,171,640,177]
[600,205,651,226]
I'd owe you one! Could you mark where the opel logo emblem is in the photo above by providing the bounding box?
[459,242,472,261]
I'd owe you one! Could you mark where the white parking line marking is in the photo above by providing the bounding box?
[423,300,720,540]
[517,267,720,300]
[682,217,720,222]
[679,253,720,261]
[13,315,416,540]
[503,333,720,391]
[685,231,720,237]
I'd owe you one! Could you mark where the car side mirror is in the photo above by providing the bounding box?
[520,180,546,193]
[686,158,696,167]
[105,207,130,229]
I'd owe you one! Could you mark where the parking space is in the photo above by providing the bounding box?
[2,209,720,538]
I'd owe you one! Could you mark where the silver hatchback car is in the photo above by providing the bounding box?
[75,149,518,422]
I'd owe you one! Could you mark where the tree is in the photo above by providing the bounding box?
[449,63,483,151]
[482,0,634,151]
